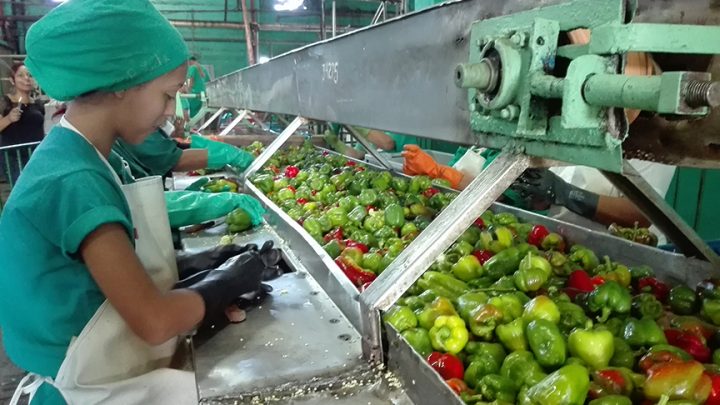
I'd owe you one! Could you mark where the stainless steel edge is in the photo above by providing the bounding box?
[361,151,531,312]
[245,180,365,332]
[385,325,464,405]
[601,162,720,266]
[345,125,397,174]
[242,116,306,180]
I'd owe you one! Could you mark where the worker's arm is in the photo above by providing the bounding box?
[173,149,208,172]
[595,195,651,228]
[512,169,651,228]
[366,130,395,151]
[82,223,204,345]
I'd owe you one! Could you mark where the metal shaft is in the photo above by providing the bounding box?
[583,74,662,111]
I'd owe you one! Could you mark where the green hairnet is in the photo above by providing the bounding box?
[25,0,189,101]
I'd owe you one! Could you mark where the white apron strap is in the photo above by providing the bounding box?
[9,373,52,405]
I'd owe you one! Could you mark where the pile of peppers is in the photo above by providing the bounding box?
[251,142,452,289]
[253,142,720,404]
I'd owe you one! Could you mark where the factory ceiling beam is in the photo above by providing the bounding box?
[169,20,358,33]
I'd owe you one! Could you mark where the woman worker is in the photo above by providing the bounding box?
[0,1,278,404]
[0,61,46,185]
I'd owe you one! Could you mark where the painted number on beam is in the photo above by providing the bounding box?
[322,62,339,84]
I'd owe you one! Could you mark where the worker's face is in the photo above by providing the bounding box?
[13,65,34,93]
[115,64,188,144]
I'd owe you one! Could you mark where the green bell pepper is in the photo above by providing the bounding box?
[500,351,547,390]
[496,318,528,352]
[451,240,475,257]
[610,338,636,369]
[622,317,667,348]
[669,285,699,316]
[488,294,524,323]
[416,271,469,302]
[338,195,360,212]
[401,328,433,358]
[468,304,504,340]
[522,296,560,325]
[631,293,663,320]
[479,374,517,403]
[594,257,631,288]
[361,252,383,273]
[384,203,405,227]
[383,305,417,332]
[416,296,457,330]
[452,255,484,282]
[330,172,351,191]
[429,315,469,355]
[601,317,626,338]
[587,281,632,322]
[391,177,408,192]
[374,226,398,243]
[409,175,432,193]
[702,298,720,326]
[521,364,589,405]
[464,342,506,388]
[252,174,274,194]
[557,301,592,335]
[569,245,600,272]
[317,215,333,232]
[588,395,632,405]
[358,188,378,206]
[494,212,518,225]
[567,327,614,370]
[326,206,348,228]
[456,291,489,322]
[347,205,367,226]
[226,208,252,233]
[302,217,323,240]
[629,264,653,281]
[363,212,385,233]
[371,171,393,191]
[526,319,567,368]
[484,247,522,281]
[323,239,344,259]
[399,296,425,311]
[459,227,481,246]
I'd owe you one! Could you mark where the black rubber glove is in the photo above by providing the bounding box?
[511,168,600,219]
[187,251,266,325]
[175,243,258,280]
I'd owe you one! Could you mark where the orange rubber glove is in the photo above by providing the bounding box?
[402,144,464,189]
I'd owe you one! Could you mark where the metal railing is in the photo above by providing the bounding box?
[0,141,41,213]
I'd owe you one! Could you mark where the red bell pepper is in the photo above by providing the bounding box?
[471,249,493,265]
[445,378,472,396]
[527,225,550,247]
[638,277,670,303]
[287,185,296,193]
[345,240,369,254]
[423,187,440,198]
[284,165,300,178]
[296,198,308,205]
[672,316,716,341]
[355,166,366,172]
[474,218,485,228]
[664,329,711,363]
[346,160,357,167]
[565,270,604,299]
[591,368,636,397]
[427,352,464,380]
[323,228,344,244]
[706,371,720,405]
[335,257,377,288]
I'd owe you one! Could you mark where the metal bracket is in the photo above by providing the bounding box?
[242,116,306,181]
[360,151,532,312]
[602,161,720,266]
[196,107,227,132]
[218,110,249,136]
[343,125,397,173]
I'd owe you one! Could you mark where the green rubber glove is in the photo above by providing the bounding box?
[322,129,350,154]
[190,135,254,171]
[165,190,265,228]
[185,177,209,191]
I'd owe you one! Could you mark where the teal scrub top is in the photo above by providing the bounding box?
[112,130,183,179]
[0,127,134,404]
[187,64,209,117]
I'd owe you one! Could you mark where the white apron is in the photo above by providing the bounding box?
[11,121,198,405]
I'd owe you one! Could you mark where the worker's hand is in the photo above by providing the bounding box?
[186,240,282,326]
[175,243,259,280]
[511,168,600,218]
[322,129,349,154]
[402,144,439,177]
[190,135,254,171]
[6,107,21,123]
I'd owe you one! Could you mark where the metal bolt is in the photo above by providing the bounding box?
[510,32,526,47]
[500,104,520,120]
[685,80,720,108]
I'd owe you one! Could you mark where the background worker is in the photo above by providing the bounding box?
[186,55,210,119]
[0,2,277,404]
[0,62,46,185]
